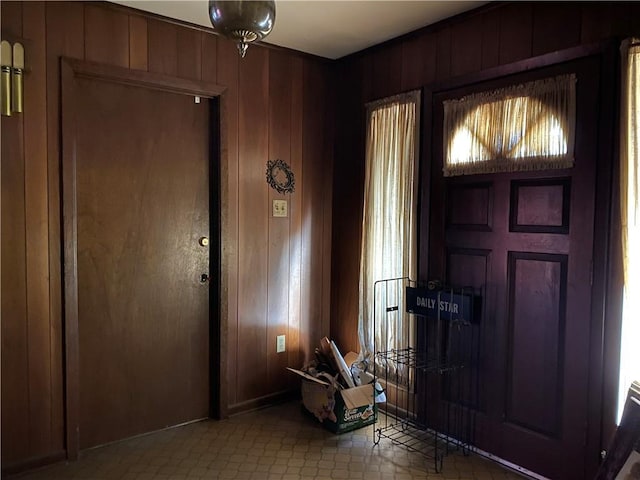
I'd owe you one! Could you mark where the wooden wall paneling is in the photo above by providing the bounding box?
[371,42,402,100]
[481,11,500,70]
[359,53,374,104]
[216,39,239,409]
[631,2,640,35]
[84,4,129,68]
[267,49,292,392]
[301,59,328,350]
[435,26,451,81]
[417,86,433,281]
[498,3,533,65]
[321,64,334,343]
[129,14,148,71]
[60,59,81,461]
[1,74,29,468]
[236,45,269,403]
[288,56,303,371]
[1,0,23,37]
[450,14,483,78]
[580,3,616,44]
[177,27,202,80]
[532,3,581,57]
[0,0,25,467]
[147,19,177,76]
[45,0,85,462]
[330,59,365,354]
[201,32,218,83]
[23,0,55,458]
[401,33,436,91]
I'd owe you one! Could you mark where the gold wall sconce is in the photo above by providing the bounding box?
[1,40,24,117]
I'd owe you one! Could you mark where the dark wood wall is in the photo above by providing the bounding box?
[0,1,333,470]
[330,0,640,356]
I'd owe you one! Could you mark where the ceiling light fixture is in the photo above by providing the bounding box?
[208,0,276,58]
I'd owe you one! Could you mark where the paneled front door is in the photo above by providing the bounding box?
[426,55,604,479]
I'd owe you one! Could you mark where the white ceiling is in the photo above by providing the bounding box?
[112,1,488,59]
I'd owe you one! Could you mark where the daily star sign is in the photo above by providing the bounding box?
[405,287,474,323]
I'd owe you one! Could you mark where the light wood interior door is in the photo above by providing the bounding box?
[68,72,212,449]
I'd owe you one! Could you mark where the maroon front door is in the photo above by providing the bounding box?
[426,55,603,479]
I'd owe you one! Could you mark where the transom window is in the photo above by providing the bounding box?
[444,74,576,176]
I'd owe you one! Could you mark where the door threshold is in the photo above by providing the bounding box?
[471,446,550,480]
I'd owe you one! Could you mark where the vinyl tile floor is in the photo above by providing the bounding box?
[11,402,527,480]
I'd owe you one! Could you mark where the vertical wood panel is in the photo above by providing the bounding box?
[201,33,218,83]
[1,0,23,37]
[288,56,303,372]
[177,28,202,80]
[331,58,365,355]
[84,4,129,68]
[267,50,291,392]
[148,19,177,76]
[359,54,374,104]
[301,59,327,352]
[45,0,84,463]
[450,15,483,77]
[401,34,436,91]
[481,11,500,70]
[23,0,54,457]
[435,26,451,81]
[1,82,29,467]
[498,3,533,65]
[216,39,239,408]
[236,46,269,402]
[371,42,402,100]
[320,65,334,340]
[631,3,640,35]
[532,3,580,57]
[1,6,27,462]
[129,14,148,71]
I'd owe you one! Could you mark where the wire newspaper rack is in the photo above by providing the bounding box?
[371,277,481,473]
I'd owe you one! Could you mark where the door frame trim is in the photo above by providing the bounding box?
[60,57,227,460]
[418,40,621,478]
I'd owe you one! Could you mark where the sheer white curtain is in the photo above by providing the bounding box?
[358,91,420,374]
[618,39,640,421]
[443,74,576,176]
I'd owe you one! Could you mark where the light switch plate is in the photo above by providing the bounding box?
[276,335,286,353]
[273,199,288,217]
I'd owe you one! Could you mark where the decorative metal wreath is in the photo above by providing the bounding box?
[266,159,295,194]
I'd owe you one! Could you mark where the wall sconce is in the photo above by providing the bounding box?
[1,40,24,117]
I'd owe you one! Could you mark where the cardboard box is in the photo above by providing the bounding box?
[295,372,377,434]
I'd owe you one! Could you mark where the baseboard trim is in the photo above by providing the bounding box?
[227,389,299,417]
[2,450,67,477]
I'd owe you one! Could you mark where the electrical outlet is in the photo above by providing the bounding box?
[276,335,286,353]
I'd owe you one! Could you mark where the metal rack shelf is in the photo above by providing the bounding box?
[376,347,465,373]
[371,278,479,474]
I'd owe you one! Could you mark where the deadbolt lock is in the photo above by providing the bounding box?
[199,236,209,247]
